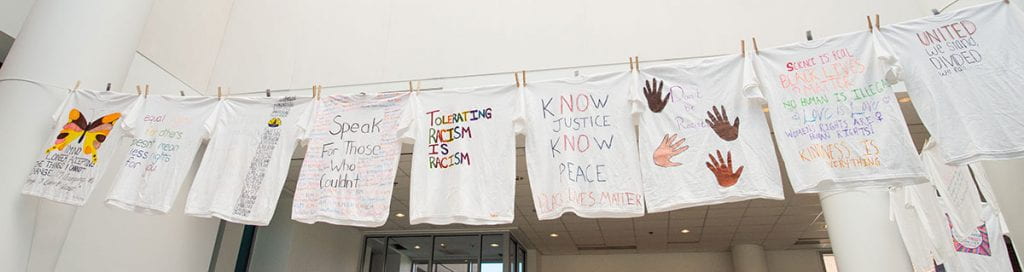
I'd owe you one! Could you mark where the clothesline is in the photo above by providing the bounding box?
[232,54,723,96]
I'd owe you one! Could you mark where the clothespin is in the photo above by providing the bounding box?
[136,85,143,95]
[144,84,150,98]
[217,86,223,99]
[414,81,421,92]
[70,80,81,92]
[408,81,415,93]
[521,70,527,87]
[265,89,271,97]
[751,37,760,54]
[741,40,746,57]
[179,90,186,96]
[105,83,111,92]
[868,16,874,32]
[628,57,635,71]
[514,72,521,88]
[316,85,322,100]
[875,14,880,29]
[806,30,813,41]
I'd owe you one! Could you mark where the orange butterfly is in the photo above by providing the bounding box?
[45,109,122,165]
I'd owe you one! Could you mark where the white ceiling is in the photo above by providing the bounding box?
[283,92,929,255]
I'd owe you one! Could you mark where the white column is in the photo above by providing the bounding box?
[0,0,153,271]
[731,244,769,272]
[978,159,1024,263]
[819,189,913,272]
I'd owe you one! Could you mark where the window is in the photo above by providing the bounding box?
[361,232,526,272]
[822,253,838,272]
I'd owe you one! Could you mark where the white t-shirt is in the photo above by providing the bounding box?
[398,86,518,225]
[920,140,985,238]
[879,1,1024,165]
[634,55,784,212]
[944,205,1013,272]
[293,93,409,227]
[23,90,140,206]
[750,30,927,193]
[104,96,219,214]
[891,172,1013,272]
[185,96,313,226]
[518,71,646,220]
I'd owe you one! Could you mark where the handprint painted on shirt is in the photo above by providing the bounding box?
[644,78,671,113]
[653,134,688,167]
[706,150,743,188]
[705,105,739,141]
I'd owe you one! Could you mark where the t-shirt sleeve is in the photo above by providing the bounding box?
[742,56,767,104]
[628,71,647,121]
[397,93,418,144]
[120,97,146,137]
[872,32,903,86]
[203,99,224,138]
[295,99,318,143]
[512,87,527,135]
[50,91,75,128]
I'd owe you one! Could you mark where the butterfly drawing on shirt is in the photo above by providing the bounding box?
[45,109,122,165]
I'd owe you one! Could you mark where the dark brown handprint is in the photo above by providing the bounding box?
[705,105,740,141]
[644,78,671,113]
[706,150,743,188]
[653,134,688,167]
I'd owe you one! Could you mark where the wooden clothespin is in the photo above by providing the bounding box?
[105,83,111,92]
[265,89,271,97]
[521,70,527,87]
[414,81,421,92]
[751,37,760,54]
[514,72,521,88]
[875,14,880,30]
[179,90,186,96]
[628,57,635,71]
[408,81,415,93]
[867,16,874,32]
[70,80,81,92]
[217,86,223,99]
[136,85,143,95]
[741,40,746,57]
[144,84,150,98]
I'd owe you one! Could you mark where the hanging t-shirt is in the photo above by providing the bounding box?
[943,205,1013,272]
[105,96,219,214]
[185,96,313,226]
[23,90,140,206]
[397,86,518,225]
[293,93,409,227]
[518,71,646,220]
[879,1,1024,165]
[633,55,784,212]
[891,183,948,272]
[891,170,1013,272]
[920,140,985,238]
[749,30,927,193]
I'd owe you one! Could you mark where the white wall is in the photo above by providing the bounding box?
[766,250,826,272]
[540,250,824,272]
[133,0,1018,97]
[0,0,36,37]
[541,251,734,272]
[286,222,364,272]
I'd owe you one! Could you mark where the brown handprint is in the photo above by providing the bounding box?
[653,134,688,167]
[644,78,671,113]
[705,105,740,141]
[706,150,743,188]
